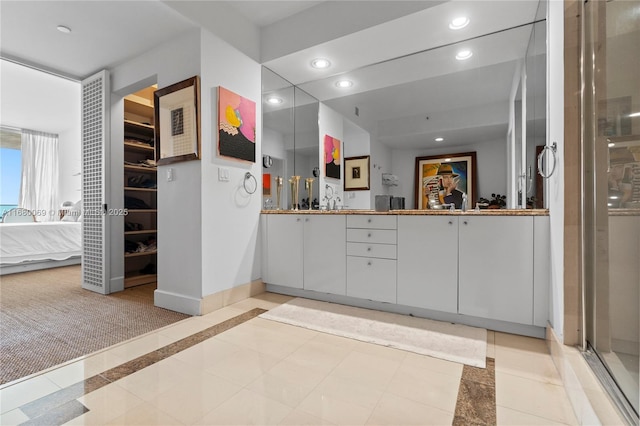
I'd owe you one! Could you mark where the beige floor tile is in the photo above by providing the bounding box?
[283,338,352,375]
[329,351,401,391]
[495,345,563,385]
[496,371,578,425]
[104,401,183,425]
[401,351,464,378]
[0,408,29,426]
[298,388,374,425]
[198,305,247,325]
[194,388,292,425]
[215,322,308,358]
[149,371,243,424]
[156,316,215,341]
[44,350,126,388]
[251,317,319,339]
[309,375,384,411]
[487,330,496,359]
[497,406,573,425]
[77,382,145,422]
[247,371,319,408]
[172,336,243,369]
[0,375,60,413]
[278,408,336,425]
[106,331,177,362]
[115,356,204,401]
[494,332,549,355]
[204,346,281,386]
[386,364,461,413]
[348,338,409,363]
[230,294,292,311]
[366,392,454,425]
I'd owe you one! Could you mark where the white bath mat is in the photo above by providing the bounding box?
[259,298,487,368]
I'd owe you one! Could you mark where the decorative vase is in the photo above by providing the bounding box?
[305,178,315,210]
[290,176,301,210]
[275,176,283,210]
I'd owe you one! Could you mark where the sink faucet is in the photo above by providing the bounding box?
[461,193,468,212]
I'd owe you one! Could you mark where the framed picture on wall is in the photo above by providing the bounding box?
[154,76,201,165]
[218,86,257,162]
[324,134,341,179]
[344,156,370,191]
[414,152,477,210]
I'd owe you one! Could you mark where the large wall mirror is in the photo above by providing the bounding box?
[262,0,548,210]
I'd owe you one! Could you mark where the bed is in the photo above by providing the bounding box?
[0,222,82,275]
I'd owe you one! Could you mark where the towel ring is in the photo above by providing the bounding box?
[243,172,257,194]
[537,141,557,179]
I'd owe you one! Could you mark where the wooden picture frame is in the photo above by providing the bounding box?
[154,76,201,165]
[344,156,370,191]
[414,152,477,209]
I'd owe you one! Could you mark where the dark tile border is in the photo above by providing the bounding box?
[18,308,266,425]
[453,358,496,426]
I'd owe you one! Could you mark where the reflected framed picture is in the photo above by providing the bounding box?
[324,134,341,179]
[414,152,477,209]
[344,156,370,191]
[154,76,201,165]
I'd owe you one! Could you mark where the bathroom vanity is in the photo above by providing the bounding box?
[261,209,550,338]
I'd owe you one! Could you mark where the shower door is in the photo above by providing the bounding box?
[583,0,640,421]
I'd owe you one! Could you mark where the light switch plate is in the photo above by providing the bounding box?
[218,167,230,182]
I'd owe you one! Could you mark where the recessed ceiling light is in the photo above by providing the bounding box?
[608,142,615,147]
[335,80,353,88]
[456,50,473,60]
[449,17,469,30]
[57,25,71,34]
[311,58,331,69]
[266,96,283,105]
[435,137,444,142]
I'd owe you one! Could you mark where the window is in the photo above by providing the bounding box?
[0,129,22,220]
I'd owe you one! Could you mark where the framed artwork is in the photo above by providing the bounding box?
[414,152,477,210]
[218,86,256,162]
[324,134,341,179]
[154,76,201,165]
[263,173,271,196]
[344,156,370,191]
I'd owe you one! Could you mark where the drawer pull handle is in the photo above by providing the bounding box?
[367,261,372,266]
[367,218,372,223]
[367,247,372,251]
[305,218,309,222]
[463,220,468,225]
[367,233,372,238]
[448,220,453,225]
[296,218,301,222]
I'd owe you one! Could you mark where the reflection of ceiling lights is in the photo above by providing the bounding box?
[629,111,640,117]
[449,17,469,30]
[311,58,331,69]
[608,142,615,147]
[444,158,452,162]
[57,25,72,34]
[335,80,353,88]
[435,137,444,142]
[456,50,473,60]
[266,96,283,105]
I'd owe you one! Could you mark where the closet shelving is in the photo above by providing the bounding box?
[123,86,158,288]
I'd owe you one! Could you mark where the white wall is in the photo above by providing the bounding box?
[547,0,565,341]
[369,130,393,206]
[318,104,344,208]
[57,119,81,206]
[110,29,203,311]
[199,29,263,298]
[390,139,508,209]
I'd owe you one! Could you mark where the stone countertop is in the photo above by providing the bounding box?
[609,208,640,216]
[261,208,550,216]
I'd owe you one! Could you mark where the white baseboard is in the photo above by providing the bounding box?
[200,280,265,315]
[154,289,202,316]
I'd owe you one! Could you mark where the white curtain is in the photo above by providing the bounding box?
[19,130,59,222]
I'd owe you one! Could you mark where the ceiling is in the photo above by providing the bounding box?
[0,0,546,149]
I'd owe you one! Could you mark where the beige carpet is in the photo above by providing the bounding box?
[260,298,487,368]
[0,265,189,385]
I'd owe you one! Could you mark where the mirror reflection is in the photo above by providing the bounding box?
[262,0,548,210]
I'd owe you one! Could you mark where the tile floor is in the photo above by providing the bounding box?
[0,293,579,425]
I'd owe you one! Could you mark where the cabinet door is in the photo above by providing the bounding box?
[266,215,303,288]
[397,216,458,313]
[347,256,397,303]
[303,215,346,294]
[458,216,534,324]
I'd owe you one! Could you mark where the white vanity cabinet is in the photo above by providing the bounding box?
[458,216,534,325]
[397,215,459,313]
[265,214,304,288]
[303,215,346,294]
[346,215,397,303]
[264,214,346,292]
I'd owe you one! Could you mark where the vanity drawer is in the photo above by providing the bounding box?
[347,242,396,259]
[347,228,397,244]
[347,256,397,303]
[347,215,397,230]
